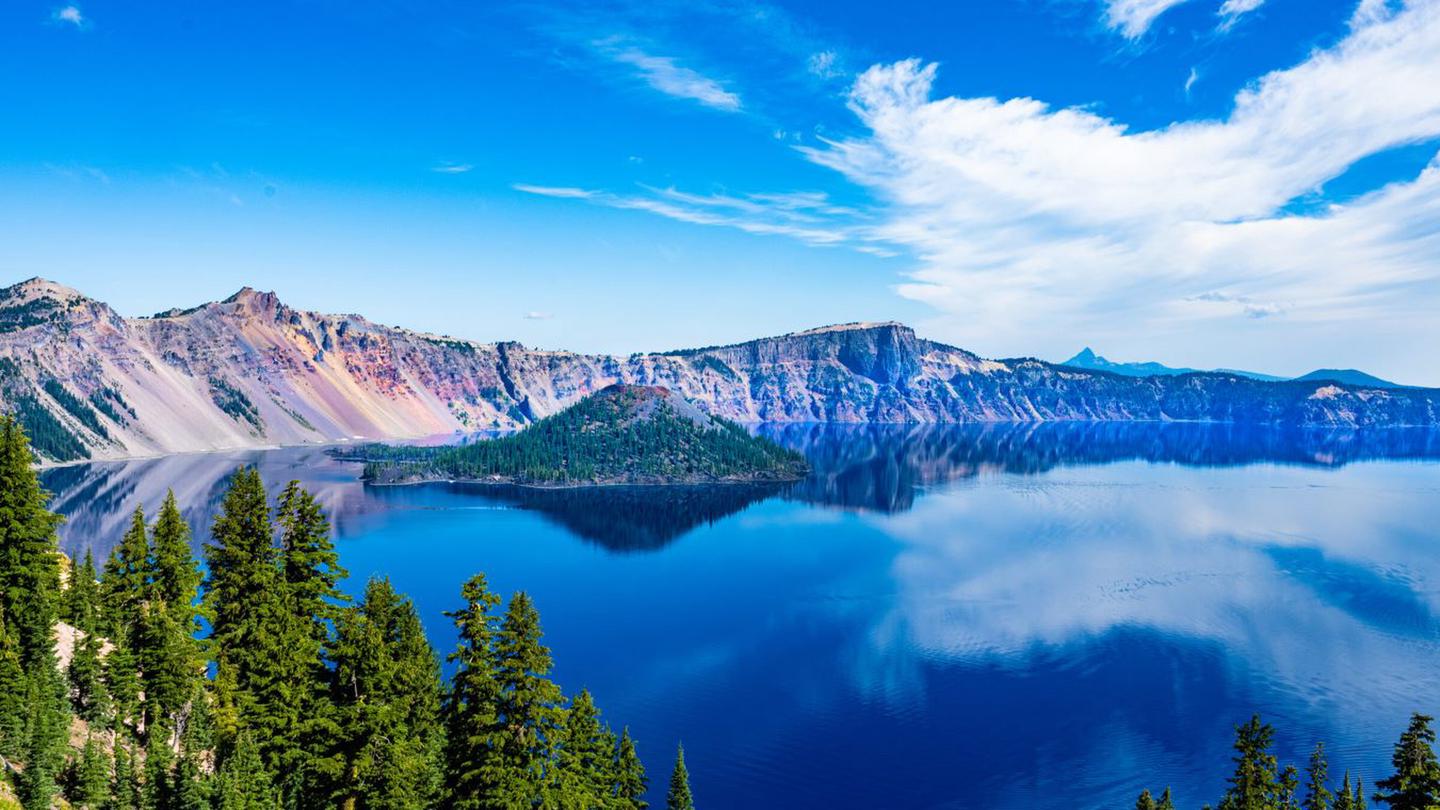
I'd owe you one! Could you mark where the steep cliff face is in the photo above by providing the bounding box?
[0,278,1435,463]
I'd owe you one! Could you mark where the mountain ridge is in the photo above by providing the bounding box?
[2,278,1437,463]
[1061,347,1400,387]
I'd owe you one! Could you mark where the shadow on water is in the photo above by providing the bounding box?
[763,422,1440,512]
[368,482,785,553]
[38,423,1440,556]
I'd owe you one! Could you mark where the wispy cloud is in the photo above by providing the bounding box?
[796,0,1440,350]
[596,39,741,112]
[53,4,85,28]
[431,162,473,174]
[523,311,554,321]
[1217,0,1266,30]
[1184,67,1200,97]
[1101,0,1191,38]
[807,50,844,79]
[513,182,879,251]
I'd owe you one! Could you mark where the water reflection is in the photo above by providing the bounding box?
[31,424,1440,808]
[40,424,1440,555]
[367,482,783,552]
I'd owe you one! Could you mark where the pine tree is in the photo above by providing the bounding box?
[1337,773,1356,810]
[1374,714,1440,810]
[102,506,151,648]
[69,618,110,723]
[1138,789,1158,810]
[275,481,348,634]
[66,548,102,630]
[0,605,23,758]
[213,732,279,810]
[666,744,694,810]
[71,734,112,809]
[143,730,176,810]
[556,689,618,808]
[442,573,502,810]
[326,577,444,810]
[489,591,566,805]
[1306,742,1334,810]
[1159,787,1176,810]
[171,684,215,810]
[110,738,142,810]
[106,635,142,736]
[615,727,649,810]
[1282,765,1302,810]
[18,668,67,810]
[143,491,205,734]
[1356,778,1367,810]
[0,415,65,667]
[1219,715,1282,810]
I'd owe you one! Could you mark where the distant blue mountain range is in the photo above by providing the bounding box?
[1061,348,1406,389]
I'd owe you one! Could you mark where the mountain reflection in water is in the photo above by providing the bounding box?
[39,423,1440,556]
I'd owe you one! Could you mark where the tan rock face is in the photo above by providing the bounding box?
[1,279,1436,463]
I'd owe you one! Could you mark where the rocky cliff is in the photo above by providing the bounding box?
[1,277,1436,462]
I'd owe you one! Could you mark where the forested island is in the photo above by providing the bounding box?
[350,384,809,487]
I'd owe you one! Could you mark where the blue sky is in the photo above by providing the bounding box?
[3,1,1439,383]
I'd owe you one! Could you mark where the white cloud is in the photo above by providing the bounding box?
[1102,0,1191,38]
[1184,66,1200,96]
[513,182,876,249]
[523,311,554,321]
[1218,0,1266,30]
[511,184,597,199]
[807,50,844,79]
[53,4,84,27]
[431,162,473,174]
[597,40,742,112]
[793,0,1440,354]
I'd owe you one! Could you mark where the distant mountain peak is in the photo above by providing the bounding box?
[1,276,90,304]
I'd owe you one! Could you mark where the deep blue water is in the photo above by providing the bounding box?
[40,424,1440,809]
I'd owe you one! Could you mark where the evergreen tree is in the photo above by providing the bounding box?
[1337,773,1356,810]
[441,573,502,810]
[69,619,110,723]
[1374,714,1440,810]
[275,481,348,634]
[1138,789,1158,810]
[144,491,205,735]
[213,733,279,810]
[1306,742,1334,810]
[0,415,65,667]
[66,548,102,629]
[489,591,566,805]
[325,577,444,810]
[102,507,151,647]
[1357,778,1368,810]
[70,734,112,809]
[1282,765,1302,810]
[1159,787,1176,810]
[615,727,648,810]
[556,689,618,808]
[171,684,215,810]
[106,635,142,736]
[666,744,694,810]
[110,739,142,810]
[0,605,23,758]
[143,730,176,810]
[18,668,67,810]
[1219,715,1282,810]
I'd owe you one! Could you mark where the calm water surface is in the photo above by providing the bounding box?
[40,424,1440,809]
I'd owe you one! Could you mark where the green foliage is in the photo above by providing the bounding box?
[666,744,693,810]
[358,386,807,485]
[555,689,618,809]
[6,394,89,461]
[323,577,444,809]
[212,733,278,810]
[616,728,648,810]
[87,386,135,426]
[69,735,111,809]
[208,378,262,432]
[0,415,66,664]
[1306,742,1334,810]
[1219,715,1283,810]
[42,378,109,439]
[441,574,502,810]
[1374,714,1440,810]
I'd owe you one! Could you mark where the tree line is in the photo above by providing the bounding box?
[0,414,697,809]
[1132,711,1440,810]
